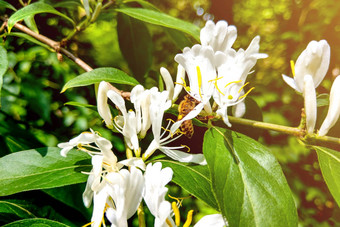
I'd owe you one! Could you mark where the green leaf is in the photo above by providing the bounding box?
[117,13,153,82]
[3,218,69,227]
[6,32,53,51]
[0,45,8,105]
[43,184,91,218]
[116,8,200,42]
[0,147,91,196]
[7,2,74,32]
[0,0,16,11]
[159,159,219,210]
[203,127,298,227]
[61,67,139,92]
[0,200,36,222]
[24,15,39,34]
[315,146,340,207]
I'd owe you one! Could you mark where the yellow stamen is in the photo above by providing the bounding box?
[167,118,176,123]
[290,60,296,77]
[181,144,191,153]
[172,201,181,226]
[196,66,203,98]
[162,126,174,137]
[183,210,194,227]
[238,82,249,93]
[175,78,191,91]
[82,221,94,227]
[168,194,182,206]
[228,95,233,100]
[239,87,255,100]
[208,77,223,83]
[225,80,242,88]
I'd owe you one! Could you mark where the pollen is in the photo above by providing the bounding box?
[228,95,233,99]
[196,66,203,98]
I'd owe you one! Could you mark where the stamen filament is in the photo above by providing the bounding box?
[225,80,242,88]
[181,144,191,153]
[239,87,255,100]
[238,82,249,93]
[196,66,203,98]
[82,221,94,227]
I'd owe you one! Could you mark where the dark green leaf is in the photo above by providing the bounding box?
[3,218,69,227]
[315,146,340,207]
[24,15,39,34]
[43,184,91,218]
[117,13,153,82]
[159,159,219,210]
[0,147,91,196]
[116,8,200,42]
[203,127,298,227]
[165,28,194,50]
[0,0,16,11]
[0,45,8,104]
[7,2,74,32]
[61,67,139,92]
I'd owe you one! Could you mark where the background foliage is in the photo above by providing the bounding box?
[1,0,340,226]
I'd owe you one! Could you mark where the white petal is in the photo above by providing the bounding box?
[57,131,96,157]
[107,90,127,116]
[303,75,317,134]
[91,187,109,227]
[130,85,145,133]
[160,147,207,165]
[173,64,185,101]
[160,67,175,101]
[319,76,340,136]
[119,157,146,171]
[97,81,113,128]
[282,74,300,92]
[170,102,204,133]
[194,214,227,227]
[232,100,246,118]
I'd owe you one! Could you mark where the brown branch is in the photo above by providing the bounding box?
[1,18,130,98]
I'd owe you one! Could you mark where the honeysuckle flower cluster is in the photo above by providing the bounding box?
[162,20,267,126]
[282,40,340,135]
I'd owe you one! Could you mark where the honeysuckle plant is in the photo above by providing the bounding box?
[2,1,340,227]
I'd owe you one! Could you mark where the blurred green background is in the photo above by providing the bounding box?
[1,0,340,226]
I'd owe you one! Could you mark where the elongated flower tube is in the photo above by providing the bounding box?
[282,40,330,93]
[303,75,317,134]
[200,20,237,53]
[175,44,222,114]
[193,214,227,227]
[97,81,114,129]
[319,76,340,136]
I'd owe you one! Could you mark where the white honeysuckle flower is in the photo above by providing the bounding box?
[143,90,206,165]
[105,166,145,227]
[194,214,227,227]
[130,85,145,133]
[58,131,97,157]
[304,75,317,134]
[144,162,174,227]
[282,40,330,93]
[319,76,340,136]
[175,44,223,114]
[200,20,237,53]
[90,184,110,227]
[97,81,114,129]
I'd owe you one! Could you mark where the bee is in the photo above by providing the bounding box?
[177,94,201,138]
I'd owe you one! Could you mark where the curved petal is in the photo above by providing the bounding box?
[319,76,340,136]
[232,100,246,118]
[194,214,227,227]
[107,90,127,116]
[97,81,113,128]
[282,74,300,92]
[160,147,207,165]
[173,64,186,101]
[303,75,317,134]
[160,67,175,101]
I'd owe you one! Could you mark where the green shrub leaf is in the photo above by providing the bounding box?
[203,127,298,227]
[3,218,69,227]
[7,2,74,32]
[61,67,139,92]
[315,146,340,207]
[159,160,219,210]
[0,147,91,196]
[0,45,8,105]
[0,0,16,11]
[116,7,200,42]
